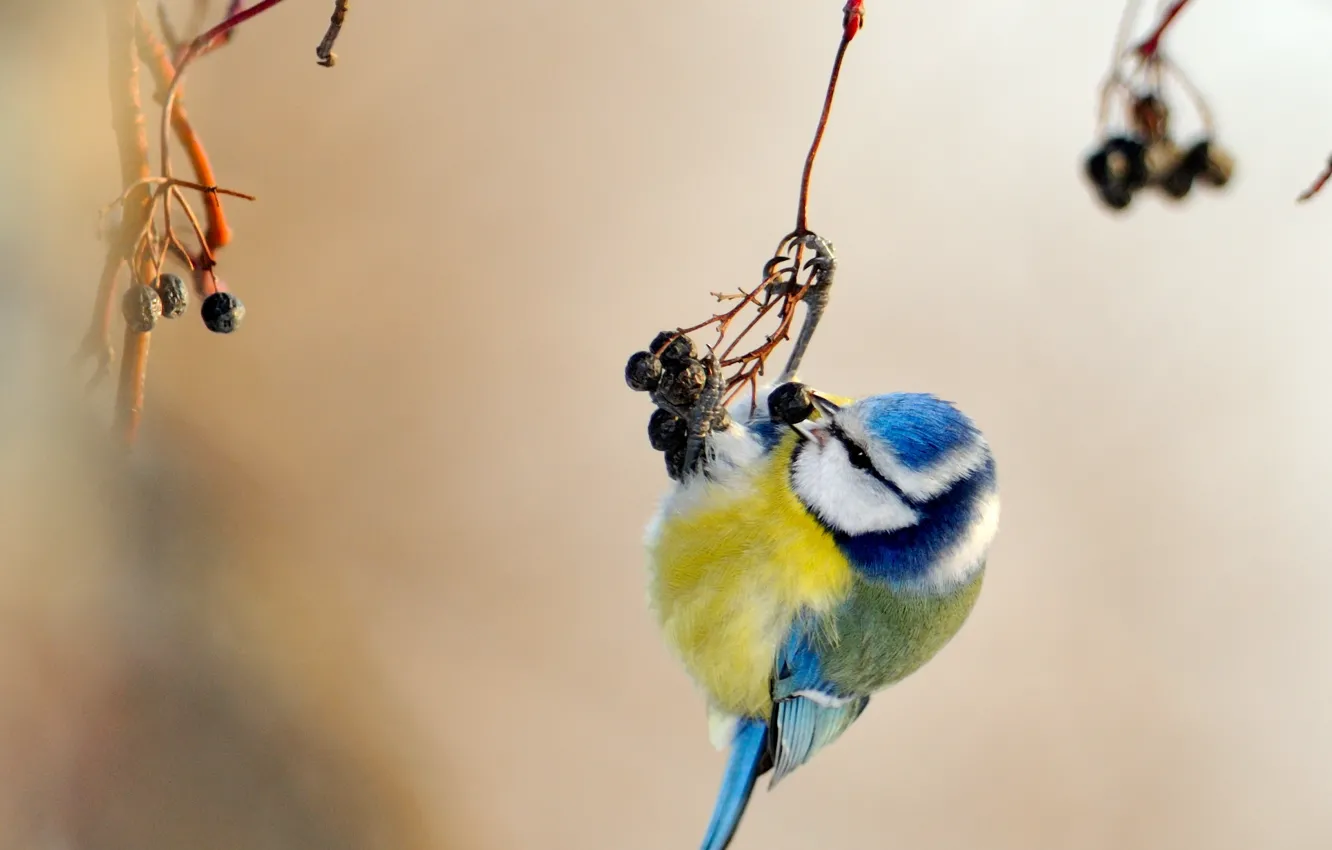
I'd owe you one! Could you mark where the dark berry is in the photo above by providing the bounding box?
[154,273,188,318]
[1085,145,1111,187]
[201,291,245,334]
[1160,163,1195,200]
[1110,137,1149,188]
[664,444,687,481]
[648,408,688,452]
[768,382,815,425]
[121,283,162,333]
[1179,139,1211,176]
[1096,182,1134,211]
[650,331,697,364]
[1086,136,1148,195]
[625,351,663,392]
[658,360,707,407]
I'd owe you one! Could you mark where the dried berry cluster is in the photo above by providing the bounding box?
[625,331,730,481]
[1085,92,1233,211]
[621,3,864,483]
[120,273,244,336]
[88,0,350,448]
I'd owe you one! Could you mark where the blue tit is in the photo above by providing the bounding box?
[644,385,999,850]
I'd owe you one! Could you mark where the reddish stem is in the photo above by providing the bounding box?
[115,328,151,446]
[137,15,233,250]
[795,0,864,233]
[1297,156,1332,203]
[105,0,158,446]
[105,0,152,235]
[1135,0,1193,59]
[186,0,287,63]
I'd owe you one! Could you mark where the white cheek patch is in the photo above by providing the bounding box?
[898,488,1000,595]
[838,411,990,502]
[791,441,919,536]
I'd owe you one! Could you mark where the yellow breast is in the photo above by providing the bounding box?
[646,434,853,718]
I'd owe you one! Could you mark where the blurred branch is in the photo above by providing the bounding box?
[317,0,349,67]
[103,0,158,446]
[1134,0,1193,59]
[137,11,233,252]
[1298,155,1332,203]
[86,0,344,447]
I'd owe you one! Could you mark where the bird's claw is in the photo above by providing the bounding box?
[766,231,836,301]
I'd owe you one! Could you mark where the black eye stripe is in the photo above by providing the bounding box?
[844,439,872,469]
[827,423,917,506]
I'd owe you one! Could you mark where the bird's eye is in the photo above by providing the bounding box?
[844,441,873,471]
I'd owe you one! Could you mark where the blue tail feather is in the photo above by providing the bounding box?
[699,718,769,850]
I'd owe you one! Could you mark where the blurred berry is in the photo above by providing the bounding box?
[121,283,162,333]
[1144,140,1181,186]
[1199,140,1234,187]
[201,291,245,334]
[625,351,663,392]
[1160,163,1194,200]
[1130,93,1170,143]
[658,360,707,407]
[650,330,697,364]
[155,273,189,318]
[1179,139,1211,177]
[1085,136,1148,211]
[664,444,688,481]
[648,408,688,452]
[1097,183,1134,210]
[768,382,815,425]
[1106,137,1149,188]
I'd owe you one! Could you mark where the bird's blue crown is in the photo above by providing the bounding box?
[855,392,981,472]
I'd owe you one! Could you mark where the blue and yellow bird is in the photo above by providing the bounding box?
[645,383,1000,850]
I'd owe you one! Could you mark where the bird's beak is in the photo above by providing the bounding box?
[810,392,841,419]
[792,421,830,447]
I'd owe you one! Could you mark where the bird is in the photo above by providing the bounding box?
[644,382,999,850]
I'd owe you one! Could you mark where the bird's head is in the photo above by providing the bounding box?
[789,391,999,590]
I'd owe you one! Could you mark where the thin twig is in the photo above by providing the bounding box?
[795,0,864,234]
[1157,54,1213,135]
[137,11,235,249]
[161,0,292,193]
[1298,156,1332,202]
[317,0,349,67]
[677,1,862,412]
[1134,0,1193,59]
[1096,0,1144,131]
[103,176,254,217]
[103,0,159,446]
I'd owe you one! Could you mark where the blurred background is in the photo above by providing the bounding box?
[4,0,1332,848]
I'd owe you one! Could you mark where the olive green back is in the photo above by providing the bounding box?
[816,568,985,697]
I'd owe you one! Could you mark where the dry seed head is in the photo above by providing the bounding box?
[122,283,163,333]
[155,273,189,319]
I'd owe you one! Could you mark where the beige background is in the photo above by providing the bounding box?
[5,0,1332,848]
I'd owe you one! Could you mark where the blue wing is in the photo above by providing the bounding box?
[767,619,870,787]
[695,619,868,850]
